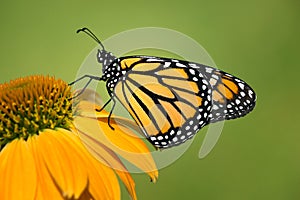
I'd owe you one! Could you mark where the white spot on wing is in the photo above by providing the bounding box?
[175,62,186,68]
[158,136,163,140]
[238,82,245,90]
[205,67,213,73]
[212,74,219,80]
[164,62,171,68]
[189,69,195,75]
[189,63,199,68]
[248,90,253,98]
[147,58,163,62]
[150,136,156,141]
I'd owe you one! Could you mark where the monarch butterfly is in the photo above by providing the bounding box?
[71,28,256,149]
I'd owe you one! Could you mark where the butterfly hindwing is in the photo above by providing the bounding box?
[188,62,256,123]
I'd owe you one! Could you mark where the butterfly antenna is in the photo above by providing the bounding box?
[76,27,105,50]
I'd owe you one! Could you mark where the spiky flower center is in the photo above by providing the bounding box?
[0,75,74,149]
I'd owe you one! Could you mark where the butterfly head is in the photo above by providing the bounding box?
[97,49,117,74]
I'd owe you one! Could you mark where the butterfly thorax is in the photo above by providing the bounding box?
[103,60,128,92]
[97,50,123,90]
[100,53,148,94]
[97,49,118,78]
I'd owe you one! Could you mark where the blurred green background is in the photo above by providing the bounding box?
[0,0,299,199]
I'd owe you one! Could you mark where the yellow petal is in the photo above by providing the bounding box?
[87,157,121,200]
[34,129,88,199]
[114,170,137,200]
[58,128,121,200]
[74,116,158,182]
[28,135,64,200]
[0,139,37,200]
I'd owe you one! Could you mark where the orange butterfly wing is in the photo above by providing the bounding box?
[105,56,256,148]
[113,57,212,148]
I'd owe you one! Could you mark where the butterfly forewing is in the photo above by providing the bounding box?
[100,54,256,149]
[113,57,212,148]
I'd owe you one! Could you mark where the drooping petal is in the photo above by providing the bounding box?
[73,115,158,182]
[86,157,121,200]
[0,139,37,200]
[76,128,137,200]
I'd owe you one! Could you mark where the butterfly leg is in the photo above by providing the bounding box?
[69,74,103,85]
[95,97,116,130]
[107,98,116,130]
[69,74,104,99]
[96,98,112,112]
